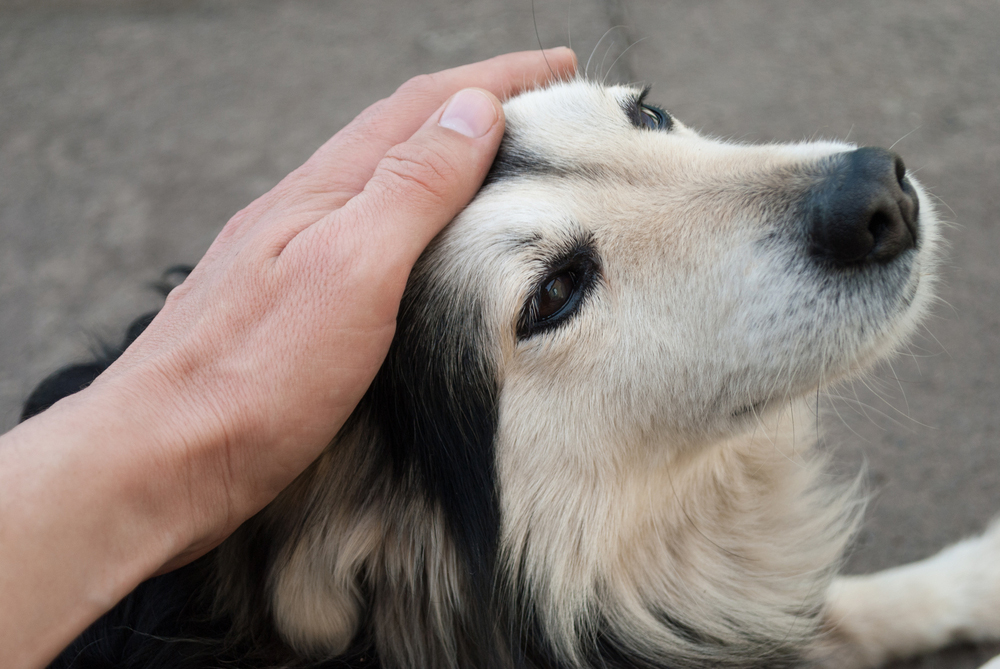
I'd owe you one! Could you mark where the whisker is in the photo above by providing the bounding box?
[598,39,617,84]
[532,0,556,79]
[566,0,573,53]
[822,388,875,447]
[885,359,909,416]
[602,36,647,86]
[919,321,951,358]
[928,191,958,220]
[856,374,929,428]
[585,25,625,80]
[888,125,923,151]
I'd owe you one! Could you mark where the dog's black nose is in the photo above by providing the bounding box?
[808,147,919,265]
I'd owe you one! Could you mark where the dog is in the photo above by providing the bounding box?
[26,78,1000,669]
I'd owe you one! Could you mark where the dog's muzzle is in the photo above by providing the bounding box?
[807,147,919,265]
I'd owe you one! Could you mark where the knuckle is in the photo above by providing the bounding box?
[394,72,440,100]
[340,97,391,140]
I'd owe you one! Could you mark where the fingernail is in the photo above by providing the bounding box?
[439,89,498,138]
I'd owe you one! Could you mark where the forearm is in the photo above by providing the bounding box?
[0,383,202,668]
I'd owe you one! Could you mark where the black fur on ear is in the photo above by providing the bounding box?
[358,259,504,668]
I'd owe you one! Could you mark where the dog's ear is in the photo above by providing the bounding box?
[266,468,375,659]
[361,262,505,667]
[207,422,383,660]
[266,257,507,666]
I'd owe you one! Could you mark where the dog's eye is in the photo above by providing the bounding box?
[537,273,575,320]
[518,250,599,341]
[638,104,672,131]
[624,87,674,132]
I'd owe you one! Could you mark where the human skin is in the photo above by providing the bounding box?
[0,48,577,669]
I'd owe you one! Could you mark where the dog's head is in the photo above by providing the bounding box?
[252,80,939,668]
[472,80,934,443]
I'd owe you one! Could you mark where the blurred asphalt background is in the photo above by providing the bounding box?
[1,1,998,666]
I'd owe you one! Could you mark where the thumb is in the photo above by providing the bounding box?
[338,87,505,263]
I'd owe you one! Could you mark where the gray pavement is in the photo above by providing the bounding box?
[1,1,998,667]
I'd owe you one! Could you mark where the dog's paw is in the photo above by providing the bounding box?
[822,519,1000,667]
[954,518,1000,641]
[979,654,1000,669]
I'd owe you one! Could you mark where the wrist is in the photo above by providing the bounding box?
[76,360,240,562]
[0,381,199,666]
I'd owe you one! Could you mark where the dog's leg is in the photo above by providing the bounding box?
[819,519,1000,668]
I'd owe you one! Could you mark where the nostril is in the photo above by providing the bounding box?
[869,211,892,247]
[807,147,919,266]
[894,155,907,185]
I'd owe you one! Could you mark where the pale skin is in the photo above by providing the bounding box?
[0,49,578,669]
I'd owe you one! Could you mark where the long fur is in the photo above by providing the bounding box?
[32,79,943,669]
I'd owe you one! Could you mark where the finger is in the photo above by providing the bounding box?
[210,49,573,254]
[271,48,574,209]
[292,88,505,283]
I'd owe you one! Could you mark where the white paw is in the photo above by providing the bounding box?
[978,654,1000,669]
[952,518,1000,642]
[823,518,1000,667]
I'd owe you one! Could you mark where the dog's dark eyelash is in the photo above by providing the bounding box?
[635,84,653,107]
[624,85,673,131]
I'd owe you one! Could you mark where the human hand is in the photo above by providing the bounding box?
[97,48,578,569]
[0,49,577,668]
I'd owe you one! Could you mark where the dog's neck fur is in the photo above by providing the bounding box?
[498,398,859,668]
[234,398,858,669]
